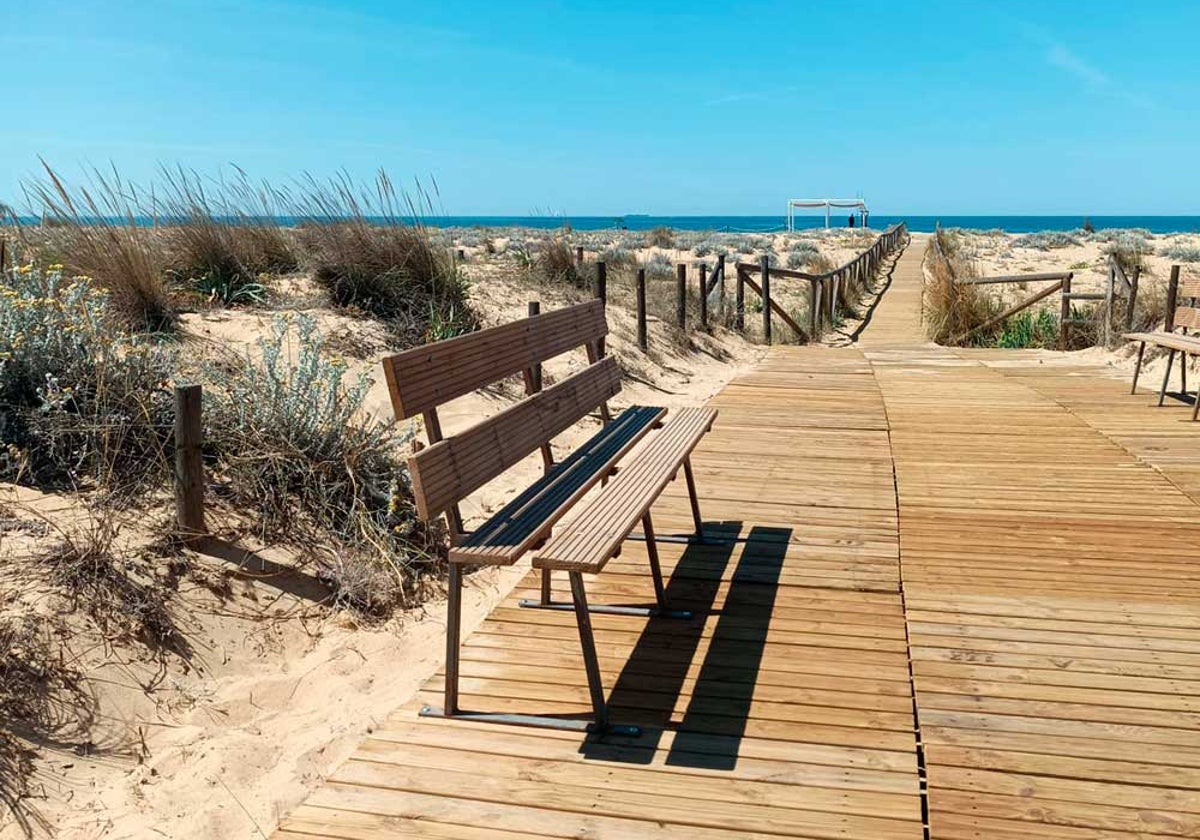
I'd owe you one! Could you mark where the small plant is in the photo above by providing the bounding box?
[644,226,675,248]
[994,308,1059,349]
[786,243,820,270]
[1160,244,1200,263]
[1012,231,1080,250]
[643,252,674,280]
[1082,217,1095,234]
[1104,232,1151,275]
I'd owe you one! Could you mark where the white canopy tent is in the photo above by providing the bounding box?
[786,198,869,231]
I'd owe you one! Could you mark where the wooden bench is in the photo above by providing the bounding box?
[1124,268,1200,421]
[381,299,717,734]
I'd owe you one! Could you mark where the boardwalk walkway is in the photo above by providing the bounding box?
[276,236,1200,839]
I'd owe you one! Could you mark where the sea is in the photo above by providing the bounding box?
[13,215,1200,234]
[414,215,1200,234]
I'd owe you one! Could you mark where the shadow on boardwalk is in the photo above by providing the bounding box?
[581,521,789,771]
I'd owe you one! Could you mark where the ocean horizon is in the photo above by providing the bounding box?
[11,214,1200,234]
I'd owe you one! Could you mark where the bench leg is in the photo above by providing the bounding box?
[1131,341,1146,394]
[569,571,610,732]
[1192,354,1200,421]
[445,562,463,714]
[1159,350,1176,407]
[540,568,552,605]
[683,457,705,539]
[420,563,640,736]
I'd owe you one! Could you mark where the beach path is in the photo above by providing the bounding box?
[274,237,1200,840]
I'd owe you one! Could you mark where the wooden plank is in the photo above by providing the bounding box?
[382,300,607,419]
[409,357,621,519]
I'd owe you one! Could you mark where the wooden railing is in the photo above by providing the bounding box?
[576,222,907,352]
[732,222,909,344]
[935,241,1139,348]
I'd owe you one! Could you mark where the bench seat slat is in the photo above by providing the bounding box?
[409,357,621,520]
[533,407,718,573]
[1123,332,1200,354]
[448,405,666,566]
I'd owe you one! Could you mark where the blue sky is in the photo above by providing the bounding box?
[2,0,1197,216]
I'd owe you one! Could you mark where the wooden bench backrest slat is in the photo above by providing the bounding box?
[382,300,607,420]
[409,357,622,519]
[1176,306,1200,330]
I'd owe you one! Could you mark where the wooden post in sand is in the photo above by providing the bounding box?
[636,268,648,352]
[699,263,709,328]
[173,385,205,539]
[1059,272,1073,349]
[595,261,607,356]
[735,266,745,331]
[527,301,542,391]
[575,246,584,265]
[676,264,687,329]
[760,256,772,345]
[1167,265,1181,332]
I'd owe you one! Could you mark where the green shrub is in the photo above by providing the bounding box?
[1159,244,1200,263]
[207,315,444,612]
[0,265,176,496]
[994,308,1059,348]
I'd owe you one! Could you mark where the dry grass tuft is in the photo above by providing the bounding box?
[0,616,90,831]
[292,171,476,346]
[39,512,185,652]
[533,238,585,288]
[644,226,675,249]
[157,166,298,305]
[22,162,174,332]
[923,228,997,344]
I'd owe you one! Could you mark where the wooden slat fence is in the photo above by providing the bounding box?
[732,222,908,345]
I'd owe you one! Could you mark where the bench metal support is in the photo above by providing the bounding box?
[443,561,463,715]
[520,511,692,619]
[1160,349,1178,406]
[683,457,704,539]
[418,706,639,736]
[1131,341,1146,394]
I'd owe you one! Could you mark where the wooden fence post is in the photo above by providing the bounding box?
[528,301,542,391]
[676,263,687,329]
[1167,265,1180,331]
[716,254,726,308]
[174,384,205,539]
[595,261,607,356]
[699,263,709,328]
[735,266,745,331]
[760,256,771,345]
[456,248,465,261]
[636,268,648,352]
[809,279,820,337]
[575,246,584,265]
[1059,272,1073,349]
[1127,266,1141,331]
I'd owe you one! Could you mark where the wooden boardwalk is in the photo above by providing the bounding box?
[275,237,1200,839]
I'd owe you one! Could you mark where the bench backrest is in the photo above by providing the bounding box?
[381,300,613,522]
[1172,274,1200,331]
